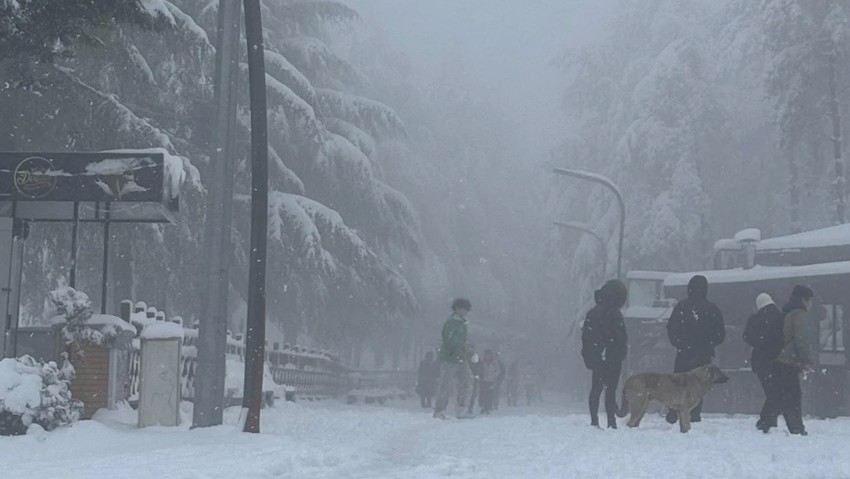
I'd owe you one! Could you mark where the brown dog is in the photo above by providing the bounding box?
[616,365,729,433]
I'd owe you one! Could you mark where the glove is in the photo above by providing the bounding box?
[470,353,479,363]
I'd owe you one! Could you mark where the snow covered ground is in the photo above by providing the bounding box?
[2,397,849,479]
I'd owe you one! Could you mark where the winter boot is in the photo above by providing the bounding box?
[607,415,617,429]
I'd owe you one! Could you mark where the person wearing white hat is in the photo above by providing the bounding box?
[743,292,784,433]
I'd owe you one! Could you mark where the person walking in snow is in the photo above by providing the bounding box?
[665,275,725,424]
[493,352,506,410]
[743,293,785,432]
[416,351,440,409]
[772,285,815,435]
[433,298,473,419]
[479,349,501,414]
[506,360,520,407]
[581,279,628,428]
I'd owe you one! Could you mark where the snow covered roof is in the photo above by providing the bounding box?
[664,261,850,287]
[734,228,761,243]
[757,223,850,250]
[627,270,670,281]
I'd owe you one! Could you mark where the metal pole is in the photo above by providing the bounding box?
[194,0,242,429]
[242,0,269,434]
[100,202,111,314]
[553,167,625,279]
[69,202,79,288]
[553,221,607,280]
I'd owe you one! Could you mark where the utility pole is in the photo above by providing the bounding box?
[194,0,242,428]
[241,0,269,434]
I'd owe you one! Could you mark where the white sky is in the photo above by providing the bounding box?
[344,0,615,161]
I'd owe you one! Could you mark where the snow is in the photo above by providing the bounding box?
[140,322,184,340]
[87,314,137,336]
[103,147,190,199]
[224,359,275,397]
[734,227,761,243]
[758,223,850,250]
[163,1,211,47]
[0,359,42,415]
[664,260,850,287]
[1,399,849,478]
[714,238,740,251]
[140,0,176,25]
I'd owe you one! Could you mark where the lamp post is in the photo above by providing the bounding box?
[553,167,625,279]
[553,221,607,280]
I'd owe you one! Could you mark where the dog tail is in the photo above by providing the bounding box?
[616,386,628,418]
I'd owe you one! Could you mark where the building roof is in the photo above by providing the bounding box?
[664,260,850,287]
[758,224,850,251]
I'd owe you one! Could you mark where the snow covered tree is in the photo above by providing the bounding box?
[554,0,730,311]
[749,0,850,228]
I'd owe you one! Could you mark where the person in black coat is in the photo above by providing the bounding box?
[581,279,628,428]
[665,275,725,424]
[743,293,784,432]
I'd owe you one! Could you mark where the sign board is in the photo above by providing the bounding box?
[0,151,180,223]
[0,151,171,202]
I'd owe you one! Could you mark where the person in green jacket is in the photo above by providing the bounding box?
[773,285,815,435]
[433,298,473,419]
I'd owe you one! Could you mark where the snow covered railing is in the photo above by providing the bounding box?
[268,367,350,400]
[122,299,356,404]
[353,370,417,392]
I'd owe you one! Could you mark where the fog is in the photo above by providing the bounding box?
[5,0,850,399]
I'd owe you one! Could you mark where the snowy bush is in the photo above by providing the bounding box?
[50,287,99,344]
[0,355,81,436]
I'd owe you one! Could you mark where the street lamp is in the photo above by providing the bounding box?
[553,221,607,280]
[553,167,625,279]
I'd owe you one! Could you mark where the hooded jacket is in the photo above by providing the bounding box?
[666,275,725,370]
[743,298,784,373]
[776,297,812,369]
[581,281,628,370]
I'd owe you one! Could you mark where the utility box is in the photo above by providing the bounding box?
[138,322,183,427]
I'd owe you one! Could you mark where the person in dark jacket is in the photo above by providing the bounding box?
[743,293,784,432]
[773,285,815,435]
[665,275,725,424]
[581,279,628,428]
[416,351,440,409]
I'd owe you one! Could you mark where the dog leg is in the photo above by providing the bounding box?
[627,395,648,428]
[678,410,691,433]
